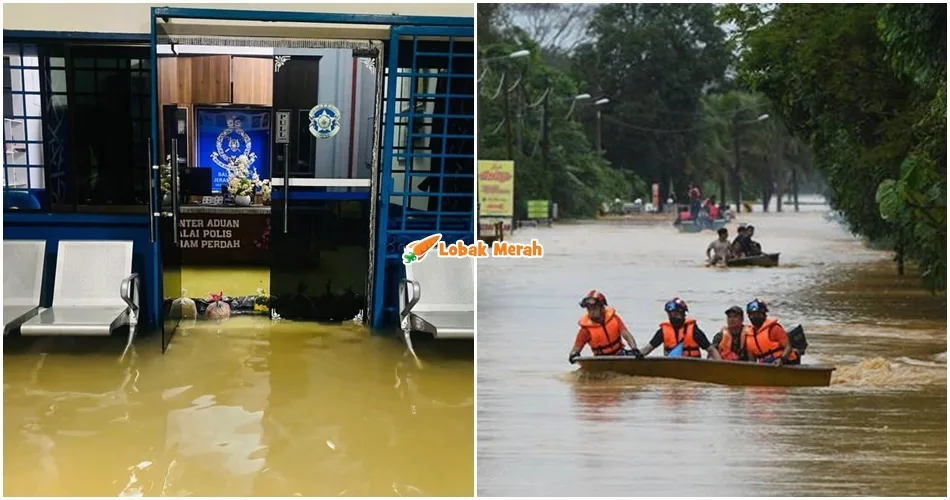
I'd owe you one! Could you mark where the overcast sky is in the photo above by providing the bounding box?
[508,4,738,51]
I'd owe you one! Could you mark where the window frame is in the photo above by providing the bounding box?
[3,42,46,210]
[3,34,153,215]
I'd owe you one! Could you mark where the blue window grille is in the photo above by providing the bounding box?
[371,26,475,328]
[3,43,44,210]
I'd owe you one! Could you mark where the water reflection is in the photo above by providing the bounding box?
[4,317,473,496]
[477,207,946,497]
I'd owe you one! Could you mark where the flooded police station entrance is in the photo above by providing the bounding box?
[3,6,475,496]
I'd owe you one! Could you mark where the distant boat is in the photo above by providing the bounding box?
[675,218,728,233]
[727,252,780,267]
[575,356,834,387]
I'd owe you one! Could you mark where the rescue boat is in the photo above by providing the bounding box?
[726,252,780,267]
[674,218,729,233]
[574,356,835,387]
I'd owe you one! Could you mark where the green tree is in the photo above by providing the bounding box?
[570,3,732,206]
[477,18,635,218]
[722,3,946,290]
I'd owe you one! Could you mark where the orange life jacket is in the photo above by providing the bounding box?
[578,307,624,356]
[744,318,799,362]
[719,326,751,361]
[661,319,701,358]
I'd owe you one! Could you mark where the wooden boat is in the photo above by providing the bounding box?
[674,218,728,233]
[575,356,835,387]
[727,252,780,267]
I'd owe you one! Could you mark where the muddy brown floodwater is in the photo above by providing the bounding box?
[477,204,946,496]
[4,319,473,496]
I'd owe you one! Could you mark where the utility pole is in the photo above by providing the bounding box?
[792,167,800,212]
[732,112,742,212]
[503,87,514,160]
[595,108,603,154]
[515,72,524,155]
[541,79,551,180]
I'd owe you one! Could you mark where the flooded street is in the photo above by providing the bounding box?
[4,318,473,496]
[477,205,946,496]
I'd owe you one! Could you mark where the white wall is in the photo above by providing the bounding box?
[3,3,473,34]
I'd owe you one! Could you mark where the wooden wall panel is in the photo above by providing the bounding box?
[190,55,231,104]
[231,57,273,106]
[157,54,274,166]
[158,57,179,104]
[158,57,176,158]
[177,57,194,104]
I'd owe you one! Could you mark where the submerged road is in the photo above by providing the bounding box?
[477,203,947,496]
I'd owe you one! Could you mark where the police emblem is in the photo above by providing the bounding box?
[211,117,257,171]
[308,104,341,139]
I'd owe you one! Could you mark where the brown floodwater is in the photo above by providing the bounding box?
[4,317,473,496]
[477,202,947,496]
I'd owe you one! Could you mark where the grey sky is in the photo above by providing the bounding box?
[508,4,738,52]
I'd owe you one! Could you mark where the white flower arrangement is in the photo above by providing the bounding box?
[226,155,258,197]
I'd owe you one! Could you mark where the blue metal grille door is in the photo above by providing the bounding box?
[371,25,475,328]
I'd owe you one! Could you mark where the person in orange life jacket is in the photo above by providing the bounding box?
[568,290,641,364]
[711,306,749,361]
[744,299,800,366]
[636,298,721,359]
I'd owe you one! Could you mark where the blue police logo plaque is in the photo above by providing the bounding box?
[211,117,257,171]
[308,104,341,139]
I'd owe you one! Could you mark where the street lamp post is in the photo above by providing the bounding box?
[564,93,591,119]
[594,98,609,154]
[541,77,552,171]
[732,112,770,211]
[480,49,530,64]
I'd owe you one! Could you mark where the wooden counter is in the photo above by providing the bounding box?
[176,205,271,266]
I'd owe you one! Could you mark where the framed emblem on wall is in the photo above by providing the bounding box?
[308,104,341,139]
[196,108,271,193]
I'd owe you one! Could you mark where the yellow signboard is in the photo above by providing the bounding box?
[478,160,515,217]
[527,200,549,219]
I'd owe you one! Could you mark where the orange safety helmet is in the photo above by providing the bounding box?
[579,290,608,308]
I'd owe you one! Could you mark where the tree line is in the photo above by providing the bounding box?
[477,3,945,291]
[722,3,946,291]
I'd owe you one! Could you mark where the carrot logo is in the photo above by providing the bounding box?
[403,233,443,264]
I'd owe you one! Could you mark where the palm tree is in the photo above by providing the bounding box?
[691,94,732,203]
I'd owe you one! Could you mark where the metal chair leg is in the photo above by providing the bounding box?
[119,311,138,362]
[401,316,423,369]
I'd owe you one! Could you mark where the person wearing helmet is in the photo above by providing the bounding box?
[743,299,799,366]
[637,298,720,359]
[712,306,750,361]
[568,290,641,364]
[706,227,732,266]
